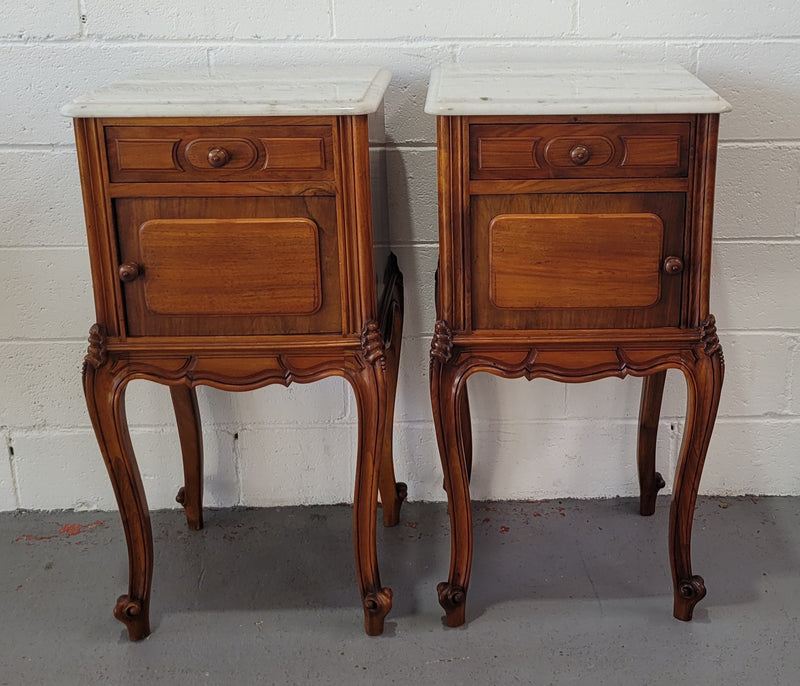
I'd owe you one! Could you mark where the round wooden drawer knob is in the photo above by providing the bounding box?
[569,144,591,165]
[207,147,231,168]
[118,262,141,282]
[663,256,684,274]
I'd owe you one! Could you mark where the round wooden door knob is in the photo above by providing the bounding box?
[569,144,591,165]
[118,262,141,282]
[207,147,231,168]
[663,256,684,274]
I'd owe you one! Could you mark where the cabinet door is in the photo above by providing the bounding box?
[115,196,341,336]
[471,193,686,330]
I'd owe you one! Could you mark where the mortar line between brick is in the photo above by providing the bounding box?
[10,414,800,438]
[714,237,800,244]
[0,246,87,253]
[329,0,336,38]
[720,140,800,147]
[0,144,75,152]
[5,36,800,46]
[0,338,85,344]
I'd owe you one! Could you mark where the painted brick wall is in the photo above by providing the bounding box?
[1,2,799,511]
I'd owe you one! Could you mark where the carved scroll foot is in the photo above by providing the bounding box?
[113,594,151,641]
[363,587,394,636]
[674,575,707,621]
[437,582,467,627]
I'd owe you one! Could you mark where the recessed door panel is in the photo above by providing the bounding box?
[139,218,322,316]
[115,196,341,336]
[472,193,686,330]
[489,213,663,309]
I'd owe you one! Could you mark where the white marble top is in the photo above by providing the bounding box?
[62,65,391,118]
[425,62,731,115]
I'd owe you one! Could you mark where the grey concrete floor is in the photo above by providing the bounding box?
[2,496,799,685]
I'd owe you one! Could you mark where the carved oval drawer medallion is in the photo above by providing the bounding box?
[544,136,614,168]
[184,138,258,171]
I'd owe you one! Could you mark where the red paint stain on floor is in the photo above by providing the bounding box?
[500,526,510,533]
[14,534,56,542]
[59,520,104,537]
[14,520,104,543]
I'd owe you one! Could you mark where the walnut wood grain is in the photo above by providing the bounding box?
[470,121,690,180]
[106,123,334,182]
[376,255,407,527]
[488,212,664,309]
[115,196,341,337]
[73,109,404,639]
[471,192,686,330]
[170,385,204,530]
[137,218,322,316]
[431,112,723,629]
[637,370,667,516]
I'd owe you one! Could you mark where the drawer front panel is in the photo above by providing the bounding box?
[106,125,334,182]
[470,122,690,180]
[115,196,341,336]
[490,213,663,309]
[472,193,686,330]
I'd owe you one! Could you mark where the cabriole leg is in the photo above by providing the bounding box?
[637,370,667,516]
[170,385,204,530]
[83,343,153,641]
[671,322,724,620]
[430,322,472,627]
[349,330,393,636]
[378,296,407,527]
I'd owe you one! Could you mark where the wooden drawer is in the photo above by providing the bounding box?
[106,124,334,183]
[470,121,690,180]
[471,192,686,330]
[114,196,342,336]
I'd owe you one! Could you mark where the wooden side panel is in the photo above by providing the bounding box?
[489,213,663,309]
[139,218,321,316]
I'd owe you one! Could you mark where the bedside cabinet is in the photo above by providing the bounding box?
[426,63,730,626]
[63,66,405,639]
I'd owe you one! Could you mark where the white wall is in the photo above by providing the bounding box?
[1,2,799,511]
